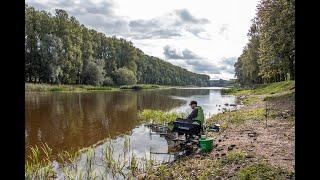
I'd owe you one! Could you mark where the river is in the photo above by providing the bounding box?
[25,87,236,178]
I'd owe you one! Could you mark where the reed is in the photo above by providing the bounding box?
[138,109,179,124]
[57,150,79,165]
[25,143,57,179]
[129,153,138,172]
[26,138,168,179]
[123,135,130,153]
[85,147,95,178]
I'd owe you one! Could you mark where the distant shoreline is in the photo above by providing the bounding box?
[25,83,162,92]
[25,83,236,92]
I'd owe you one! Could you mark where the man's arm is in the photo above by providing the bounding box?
[187,108,198,120]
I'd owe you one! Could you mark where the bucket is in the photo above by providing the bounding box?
[199,138,214,152]
[200,135,206,140]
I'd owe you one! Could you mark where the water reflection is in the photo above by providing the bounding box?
[25,89,235,156]
[25,90,185,153]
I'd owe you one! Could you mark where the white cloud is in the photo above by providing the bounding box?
[163,45,237,77]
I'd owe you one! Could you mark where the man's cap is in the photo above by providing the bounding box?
[189,100,197,105]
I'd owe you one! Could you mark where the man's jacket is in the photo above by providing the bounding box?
[187,106,204,125]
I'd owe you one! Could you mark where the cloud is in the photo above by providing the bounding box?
[219,24,229,35]
[163,46,239,75]
[27,0,115,16]
[163,45,202,59]
[186,59,222,74]
[129,9,210,39]
[163,45,222,74]
[221,57,237,66]
[163,45,184,59]
[78,14,129,35]
[181,49,203,59]
[174,9,210,25]
[219,57,237,74]
[219,65,235,74]
[128,19,182,39]
[27,0,126,36]
[167,58,222,75]
[184,26,211,39]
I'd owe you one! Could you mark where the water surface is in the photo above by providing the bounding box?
[25,88,236,178]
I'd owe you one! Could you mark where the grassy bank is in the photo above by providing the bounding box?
[144,80,295,179]
[119,84,161,90]
[25,83,163,92]
[221,80,295,96]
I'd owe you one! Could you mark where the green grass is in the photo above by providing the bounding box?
[242,96,260,105]
[26,83,116,92]
[222,81,295,96]
[26,83,163,92]
[221,88,244,95]
[207,108,265,125]
[263,91,295,102]
[120,84,160,90]
[236,163,294,180]
[218,152,247,166]
[138,109,183,124]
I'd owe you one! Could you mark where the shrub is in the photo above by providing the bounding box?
[113,67,137,85]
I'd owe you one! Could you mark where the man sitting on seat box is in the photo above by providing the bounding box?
[186,100,204,126]
[172,101,204,140]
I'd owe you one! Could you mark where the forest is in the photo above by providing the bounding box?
[208,79,237,87]
[25,5,210,86]
[234,0,295,85]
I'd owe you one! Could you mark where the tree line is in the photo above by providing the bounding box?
[234,0,295,85]
[25,5,210,86]
[209,79,237,87]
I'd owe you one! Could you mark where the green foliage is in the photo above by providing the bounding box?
[235,0,295,85]
[114,67,137,85]
[237,163,294,180]
[25,4,210,86]
[209,79,237,87]
[136,54,210,86]
[81,61,105,86]
[103,76,115,86]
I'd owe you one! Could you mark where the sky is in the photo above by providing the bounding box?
[26,0,260,80]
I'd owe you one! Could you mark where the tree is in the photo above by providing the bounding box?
[234,0,295,85]
[81,61,105,86]
[113,67,137,85]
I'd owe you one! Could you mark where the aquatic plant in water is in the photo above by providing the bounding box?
[138,109,180,124]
